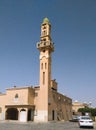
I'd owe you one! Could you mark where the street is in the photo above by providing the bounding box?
[0,121,95,130]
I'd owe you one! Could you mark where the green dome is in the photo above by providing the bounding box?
[42,17,50,24]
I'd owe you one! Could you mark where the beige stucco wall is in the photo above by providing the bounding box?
[0,94,7,120]
[6,87,29,105]
[48,90,72,121]
[0,87,35,120]
[28,87,34,105]
[72,101,88,114]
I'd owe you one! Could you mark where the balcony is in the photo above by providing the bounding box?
[37,41,54,51]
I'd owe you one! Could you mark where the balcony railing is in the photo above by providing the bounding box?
[37,41,54,51]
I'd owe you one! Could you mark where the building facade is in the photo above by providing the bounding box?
[0,18,72,122]
[72,100,89,115]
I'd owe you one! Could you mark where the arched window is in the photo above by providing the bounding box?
[15,94,18,99]
[14,94,19,102]
[41,63,43,69]
[45,63,47,69]
[43,72,45,84]
[20,109,26,112]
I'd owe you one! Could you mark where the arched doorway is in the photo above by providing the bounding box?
[19,109,27,122]
[6,108,18,120]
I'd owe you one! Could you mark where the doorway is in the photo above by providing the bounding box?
[19,109,26,122]
[52,110,55,120]
[6,108,18,120]
[27,109,34,121]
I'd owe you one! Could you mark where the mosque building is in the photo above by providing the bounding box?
[0,18,72,122]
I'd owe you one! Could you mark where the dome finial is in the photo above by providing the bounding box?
[42,17,50,24]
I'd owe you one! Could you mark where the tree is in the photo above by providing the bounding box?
[91,108,96,116]
[78,108,96,117]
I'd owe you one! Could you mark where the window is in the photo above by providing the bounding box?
[43,26,46,29]
[14,94,19,102]
[41,63,43,69]
[45,63,47,69]
[42,31,46,36]
[15,94,18,99]
[43,39,46,41]
[43,31,47,35]
[43,50,45,53]
[43,72,45,84]
[44,42,46,45]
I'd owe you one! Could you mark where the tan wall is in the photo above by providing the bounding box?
[0,87,35,121]
[6,87,29,105]
[0,94,7,120]
[72,101,88,114]
[28,87,34,105]
[48,90,72,121]
[0,94,7,106]
[51,80,57,91]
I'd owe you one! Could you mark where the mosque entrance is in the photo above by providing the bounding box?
[6,108,18,120]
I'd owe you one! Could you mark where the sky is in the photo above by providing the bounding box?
[0,0,96,107]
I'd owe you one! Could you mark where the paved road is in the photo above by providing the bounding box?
[0,121,95,130]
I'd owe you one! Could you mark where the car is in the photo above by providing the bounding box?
[70,115,80,122]
[78,116,94,128]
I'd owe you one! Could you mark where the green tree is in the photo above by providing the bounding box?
[78,108,96,117]
[91,108,96,116]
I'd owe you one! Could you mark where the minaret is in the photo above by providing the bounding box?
[36,18,54,121]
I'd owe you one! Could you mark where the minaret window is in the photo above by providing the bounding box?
[44,31,46,35]
[45,63,47,69]
[43,39,46,45]
[41,63,43,69]
[43,50,45,53]
[43,26,46,29]
[44,31,47,35]
[42,31,47,36]
[43,72,45,84]
[44,39,46,41]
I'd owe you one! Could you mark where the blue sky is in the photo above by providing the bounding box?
[0,0,96,107]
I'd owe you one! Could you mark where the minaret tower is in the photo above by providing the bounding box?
[36,18,54,121]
